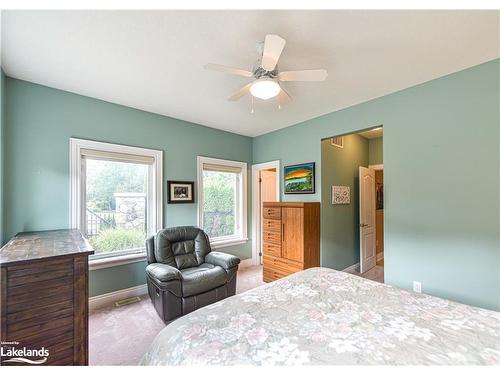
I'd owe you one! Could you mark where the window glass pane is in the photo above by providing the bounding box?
[85,158,148,255]
[202,170,237,239]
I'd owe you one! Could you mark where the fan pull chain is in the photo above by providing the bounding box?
[251,96,255,114]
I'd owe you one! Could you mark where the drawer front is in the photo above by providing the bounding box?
[263,242,281,257]
[263,264,299,282]
[263,219,281,232]
[263,230,281,244]
[7,262,74,314]
[4,257,77,365]
[263,207,281,219]
[263,255,303,273]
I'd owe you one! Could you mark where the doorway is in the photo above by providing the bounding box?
[251,161,280,265]
[321,126,384,283]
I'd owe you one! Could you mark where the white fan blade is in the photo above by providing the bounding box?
[205,63,253,78]
[277,88,291,107]
[261,34,286,71]
[228,83,253,101]
[278,69,328,82]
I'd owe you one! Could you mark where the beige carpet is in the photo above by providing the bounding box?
[345,261,385,283]
[89,264,384,365]
[89,265,265,366]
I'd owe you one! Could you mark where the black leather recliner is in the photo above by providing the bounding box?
[145,226,240,322]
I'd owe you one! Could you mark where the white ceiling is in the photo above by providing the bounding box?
[2,10,499,137]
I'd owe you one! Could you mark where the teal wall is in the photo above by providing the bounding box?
[4,78,253,297]
[3,60,499,309]
[321,134,368,269]
[254,59,500,310]
[368,136,383,165]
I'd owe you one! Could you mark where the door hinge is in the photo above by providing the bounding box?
[259,178,262,183]
[259,252,262,256]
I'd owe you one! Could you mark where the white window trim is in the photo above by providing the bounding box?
[88,252,147,271]
[197,156,248,247]
[70,138,163,267]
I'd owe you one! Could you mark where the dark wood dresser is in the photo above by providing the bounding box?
[0,229,94,365]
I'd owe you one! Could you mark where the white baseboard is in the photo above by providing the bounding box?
[343,262,360,273]
[376,251,384,262]
[89,284,148,311]
[90,259,255,311]
[239,258,254,269]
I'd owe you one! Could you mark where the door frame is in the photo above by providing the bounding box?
[251,160,281,265]
[370,164,384,263]
[369,164,383,171]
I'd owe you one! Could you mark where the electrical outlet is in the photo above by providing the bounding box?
[413,281,422,293]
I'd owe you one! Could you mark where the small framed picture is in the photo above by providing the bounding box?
[284,162,315,194]
[167,181,194,204]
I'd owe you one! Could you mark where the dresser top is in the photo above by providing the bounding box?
[263,201,320,207]
[0,229,94,266]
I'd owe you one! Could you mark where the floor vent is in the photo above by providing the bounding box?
[115,296,141,307]
[330,136,344,148]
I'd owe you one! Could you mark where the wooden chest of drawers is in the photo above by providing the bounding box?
[262,202,320,282]
[0,230,94,366]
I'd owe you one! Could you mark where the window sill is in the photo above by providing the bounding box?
[210,238,248,249]
[88,239,248,270]
[89,252,147,271]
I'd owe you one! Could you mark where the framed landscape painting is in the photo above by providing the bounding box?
[284,162,315,194]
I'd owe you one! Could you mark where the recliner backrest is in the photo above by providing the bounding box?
[147,226,211,270]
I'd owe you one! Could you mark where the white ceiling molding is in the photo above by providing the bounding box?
[2,10,499,137]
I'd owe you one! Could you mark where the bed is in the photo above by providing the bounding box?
[140,267,500,365]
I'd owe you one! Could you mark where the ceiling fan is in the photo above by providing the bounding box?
[204,34,328,108]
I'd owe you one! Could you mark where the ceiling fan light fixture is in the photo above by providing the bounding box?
[206,34,327,106]
[250,78,281,100]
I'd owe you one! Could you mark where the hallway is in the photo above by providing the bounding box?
[345,259,385,283]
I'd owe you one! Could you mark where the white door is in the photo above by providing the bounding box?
[260,170,277,203]
[359,166,376,273]
[259,169,277,264]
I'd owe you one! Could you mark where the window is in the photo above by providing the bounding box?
[70,139,162,264]
[197,156,247,247]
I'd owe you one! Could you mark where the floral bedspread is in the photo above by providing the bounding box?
[140,267,500,365]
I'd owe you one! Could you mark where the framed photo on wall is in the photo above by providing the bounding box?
[284,162,315,194]
[167,181,194,203]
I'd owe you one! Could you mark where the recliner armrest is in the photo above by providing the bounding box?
[205,251,240,270]
[146,263,181,283]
